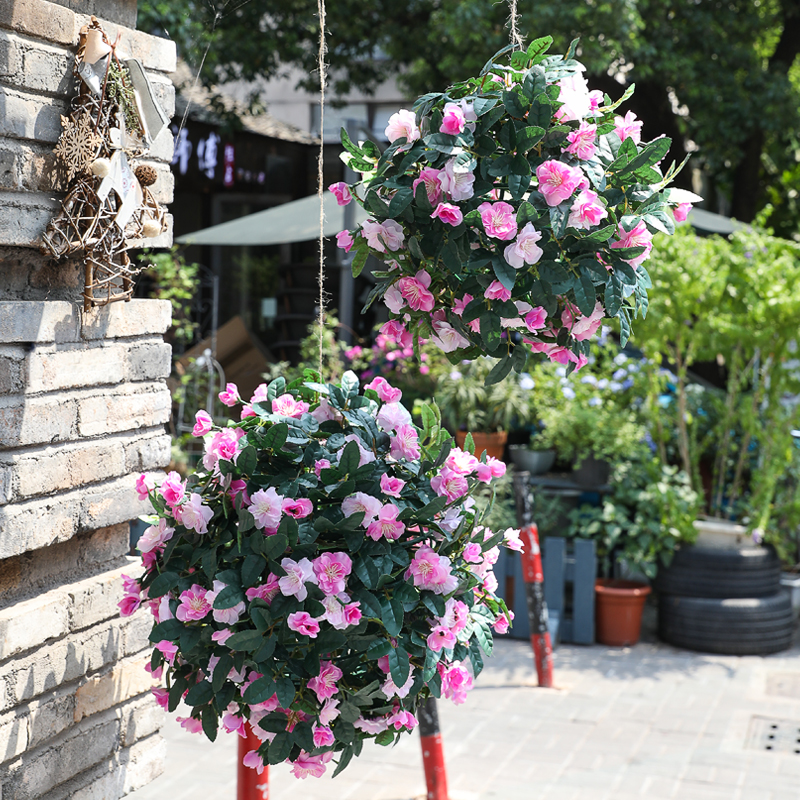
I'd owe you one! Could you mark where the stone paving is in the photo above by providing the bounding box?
[127,611,800,800]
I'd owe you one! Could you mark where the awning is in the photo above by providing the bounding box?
[175,192,368,246]
[175,191,743,246]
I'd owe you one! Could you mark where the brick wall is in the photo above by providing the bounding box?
[0,2,175,797]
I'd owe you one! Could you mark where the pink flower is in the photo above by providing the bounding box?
[307,661,343,701]
[282,498,313,518]
[614,110,643,144]
[398,270,435,312]
[478,201,517,241]
[366,503,405,541]
[536,161,584,207]
[336,230,354,252]
[564,121,598,160]
[493,613,511,634]
[556,71,591,122]
[362,219,405,253]
[588,89,604,113]
[178,493,214,534]
[135,472,156,500]
[312,724,335,747]
[377,401,412,433]
[504,222,543,269]
[445,448,479,475]
[287,611,320,638]
[431,202,463,226]
[202,427,244,471]
[155,639,178,662]
[176,584,211,622]
[562,301,605,341]
[151,687,169,709]
[431,318,470,353]
[412,167,443,205]
[365,376,403,403]
[206,579,246,625]
[504,528,524,552]
[211,629,233,644]
[319,698,340,726]
[177,716,204,734]
[354,715,390,735]
[192,410,213,437]
[390,424,421,461]
[427,625,457,652]
[290,751,330,779]
[118,574,141,617]
[524,306,547,332]
[218,382,239,407]
[159,471,185,508]
[314,458,331,478]
[328,182,352,206]
[452,293,474,317]
[313,552,352,595]
[383,284,406,314]
[462,542,482,563]
[379,319,412,348]
[385,109,420,144]
[250,487,284,530]
[440,102,466,135]
[243,750,265,774]
[222,703,248,737]
[430,467,469,502]
[278,557,316,601]
[484,281,512,302]
[406,546,457,595]
[439,661,474,704]
[567,189,608,230]
[272,393,309,418]
[440,598,470,634]
[441,157,475,201]
[609,220,653,268]
[388,707,418,731]
[673,202,692,222]
[138,518,174,554]
[341,491,382,525]
[245,573,280,605]
[342,601,362,626]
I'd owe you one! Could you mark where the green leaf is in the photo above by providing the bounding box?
[618,305,632,346]
[516,126,545,153]
[225,629,264,651]
[600,83,635,113]
[425,132,458,155]
[149,618,183,642]
[352,588,382,619]
[366,638,392,660]
[573,271,596,316]
[472,97,498,117]
[213,585,245,610]
[380,595,404,637]
[275,676,296,708]
[262,423,288,450]
[243,675,277,704]
[268,732,292,765]
[584,224,616,242]
[480,311,501,350]
[614,261,638,286]
[185,679,214,707]
[473,621,494,656]
[604,276,622,316]
[502,88,529,118]
[351,248,368,278]
[621,136,671,175]
[486,353,513,385]
[316,628,347,654]
[387,645,410,687]
[527,35,553,64]
[201,705,218,742]
[516,201,539,225]
[238,508,256,534]
[420,592,446,617]
[332,747,354,778]
[253,636,276,662]
[339,439,361,475]
[463,432,475,455]
[242,554,265,588]
[353,556,380,590]
[491,258,516,291]
[237,445,257,476]
[387,188,413,218]
[422,646,440,682]
[148,571,179,598]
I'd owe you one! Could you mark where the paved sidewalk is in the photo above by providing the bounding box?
[128,620,800,800]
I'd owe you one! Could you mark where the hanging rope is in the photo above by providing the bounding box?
[316,0,328,375]
[508,0,524,50]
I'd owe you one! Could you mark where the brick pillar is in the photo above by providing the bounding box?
[0,2,176,797]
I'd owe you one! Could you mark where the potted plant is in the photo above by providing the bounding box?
[635,224,800,547]
[508,431,556,475]
[436,357,532,459]
[568,455,700,645]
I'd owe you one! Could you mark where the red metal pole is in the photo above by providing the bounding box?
[238,724,269,800]
[419,697,449,800]
[520,523,554,688]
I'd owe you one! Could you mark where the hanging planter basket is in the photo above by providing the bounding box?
[122,372,520,778]
[333,38,699,381]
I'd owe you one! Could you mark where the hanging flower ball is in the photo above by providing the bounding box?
[334,37,700,383]
[121,371,519,778]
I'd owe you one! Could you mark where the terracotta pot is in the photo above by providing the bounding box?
[454,430,508,461]
[595,579,651,646]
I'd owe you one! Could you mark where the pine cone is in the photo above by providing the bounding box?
[134,164,157,187]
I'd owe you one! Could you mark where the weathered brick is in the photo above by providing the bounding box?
[81,473,149,531]
[129,212,174,250]
[27,691,76,749]
[50,0,137,28]
[26,342,127,393]
[78,17,177,73]
[119,695,163,748]
[0,190,59,248]
[0,710,29,762]
[0,593,69,659]
[0,87,66,143]
[0,32,73,97]
[81,299,172,340]
[68,564,134,633]
[0,346,25,395]
[124,340,172,382]
[77,383,171,437]
[120,611,153,658]
[0,492,79,559]
[0,0,78,47]
[123,431,171,473]
[5,716,119,800]
[121,733,166,794]
[0,301,80,344]
[0,393,78,449]
[74,656,153,722]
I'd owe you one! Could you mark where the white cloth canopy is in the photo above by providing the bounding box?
[175,192,368,246]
